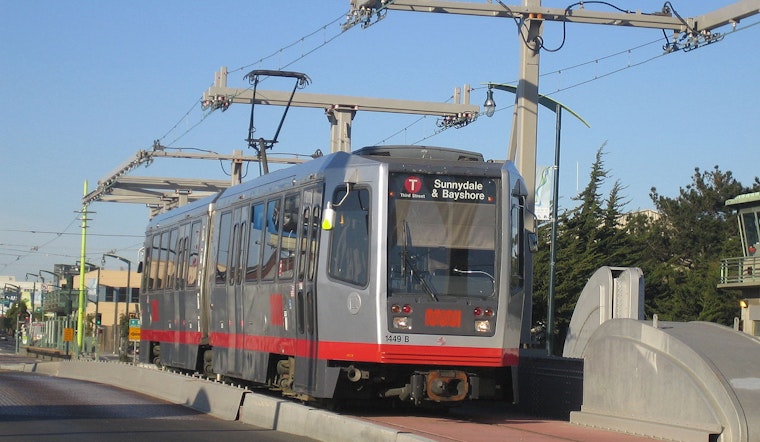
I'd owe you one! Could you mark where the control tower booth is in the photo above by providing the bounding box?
[719,191,760,336]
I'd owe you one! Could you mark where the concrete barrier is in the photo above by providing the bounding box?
[25,359,433,441]
[238,393,429,442]
[56,360,247,420]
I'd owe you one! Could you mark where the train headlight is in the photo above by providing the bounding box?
[475,320,491,333]
[393,317,412,330]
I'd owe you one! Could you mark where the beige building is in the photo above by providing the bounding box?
[73,269,140,354]
[74,269,140,323]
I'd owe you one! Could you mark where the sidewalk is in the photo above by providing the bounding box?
[0,350,50,372]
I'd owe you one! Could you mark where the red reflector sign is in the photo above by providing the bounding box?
[425,309,462,328]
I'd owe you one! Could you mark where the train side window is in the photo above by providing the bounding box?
[246,202,265,282]
[229,206,246,286]
[158,231,171,289]
[148,234,160,291]
[328,188,370,287]
[308,204,321,281]
[510,195,525,294]
[175,225,188,290]
[229,221,239,285]
[165,227,178,289]
[299,185,322,282]
[261,199,281,281]
[279,193,301,281]
[187,220,202,288]
[298,206,311,280]
[216,211,233,285]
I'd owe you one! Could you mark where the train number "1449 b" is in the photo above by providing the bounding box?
[385,335,411,343]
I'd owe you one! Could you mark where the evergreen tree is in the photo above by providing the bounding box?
[532,143,638,350]
[642,166,752,324]
[532,150,760,351]
[4,300,29,333]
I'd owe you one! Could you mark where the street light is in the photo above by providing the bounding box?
[25,273,42,320]
[4,283,23,352]
[483,86,496,118]
[484,83,590,356]
[103,253,131,357]
[38,269,61,316]
[38,269,59,284]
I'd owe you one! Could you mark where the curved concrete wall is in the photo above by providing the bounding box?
[562,267,644,359]
[572,319,760,442]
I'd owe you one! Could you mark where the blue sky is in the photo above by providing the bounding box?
[1,1,759,280]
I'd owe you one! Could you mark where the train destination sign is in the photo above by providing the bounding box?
[392,174,496,203]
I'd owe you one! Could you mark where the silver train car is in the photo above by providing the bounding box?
[139,145,531,405]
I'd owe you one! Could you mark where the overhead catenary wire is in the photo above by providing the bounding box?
[1,13,353,274]
[389,17,757,145]
[7,6,757,276]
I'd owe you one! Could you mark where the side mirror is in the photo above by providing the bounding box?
[527,232,538,253]
[136,247,145,273]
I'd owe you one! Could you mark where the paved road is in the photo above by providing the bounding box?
[0,349,314,442]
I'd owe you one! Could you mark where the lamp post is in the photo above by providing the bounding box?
[38,269,60,315]
[75,261,100,358]
[484,83,590,355]
[103,253,131,358]
[38,270,59,286]
[93,264,101,360]
[25,273,42,320]
[4,283,22,352]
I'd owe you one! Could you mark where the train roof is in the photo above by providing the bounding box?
[147,145,501,229]
[353,145,484,162]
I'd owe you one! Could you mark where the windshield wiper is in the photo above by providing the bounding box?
[403,220,438,302]
[454,268,495,296]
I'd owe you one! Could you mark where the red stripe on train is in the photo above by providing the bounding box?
[143,330,518,367]
[141,329,203,345]
[318,341,519,367]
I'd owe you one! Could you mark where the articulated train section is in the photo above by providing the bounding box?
[565,267,760,442]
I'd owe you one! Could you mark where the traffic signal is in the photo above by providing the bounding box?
[95,313,102,325]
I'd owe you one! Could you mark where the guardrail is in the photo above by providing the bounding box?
[719,256,760,286]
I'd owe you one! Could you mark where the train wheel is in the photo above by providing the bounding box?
[202,350,214,377]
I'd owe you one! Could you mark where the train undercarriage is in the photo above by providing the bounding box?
[147,342,509,406]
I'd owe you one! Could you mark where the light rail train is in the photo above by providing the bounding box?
[138,145,531,405]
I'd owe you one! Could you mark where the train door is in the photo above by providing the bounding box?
[175,222,197,369]
[294,185,322,394]
[172,225,187,367]
[158,229,177,364]
[226,205,247,376]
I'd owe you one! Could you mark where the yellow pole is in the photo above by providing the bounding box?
[77,180,88,355]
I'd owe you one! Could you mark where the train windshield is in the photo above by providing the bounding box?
[387,173,498,299]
